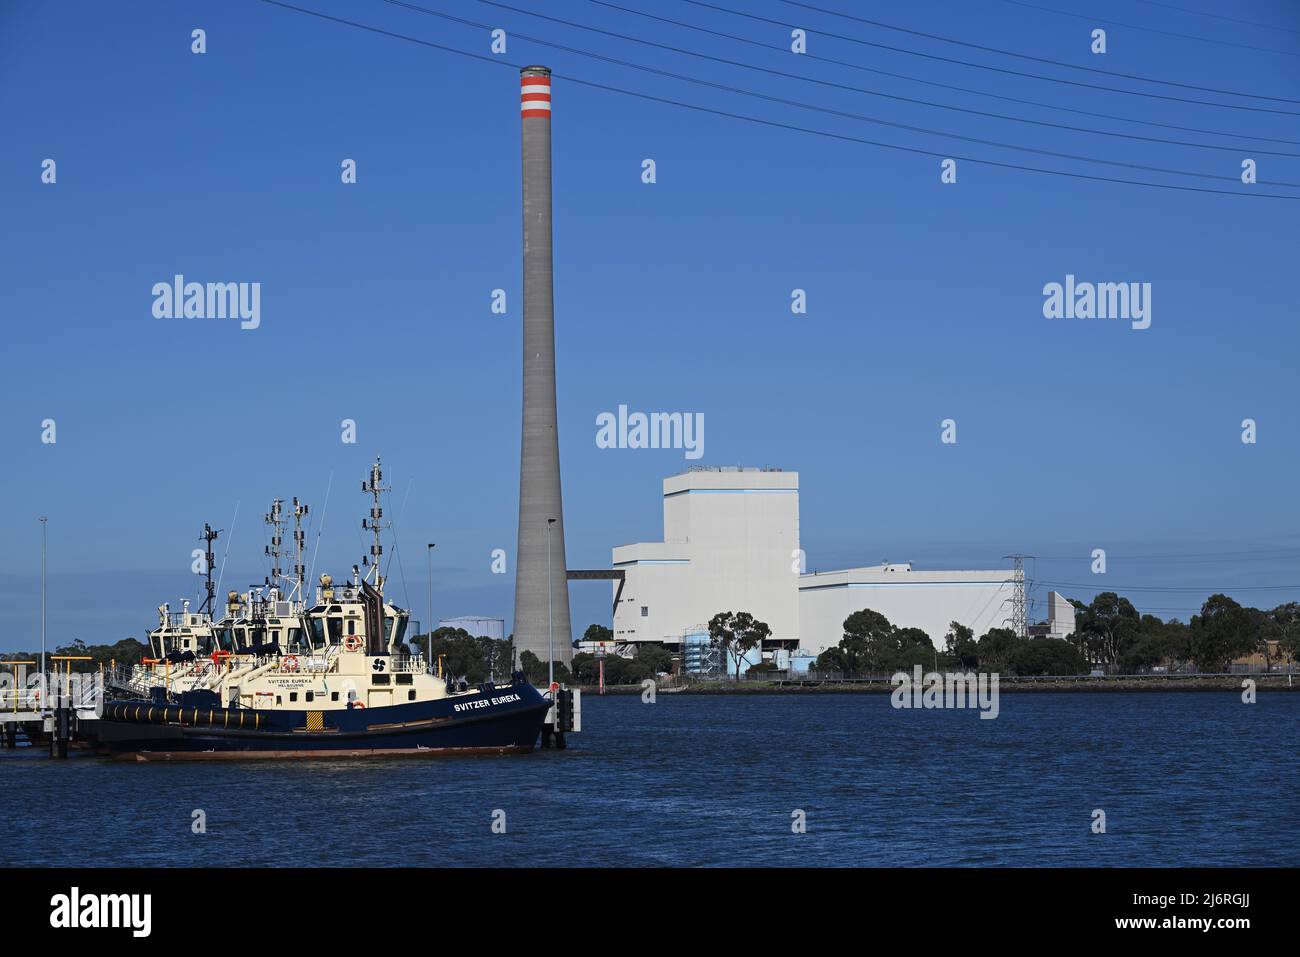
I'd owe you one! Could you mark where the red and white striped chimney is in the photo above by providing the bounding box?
[515,65,572,666]
[520,68,551,119]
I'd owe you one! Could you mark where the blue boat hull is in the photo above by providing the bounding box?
[90,681,550,760]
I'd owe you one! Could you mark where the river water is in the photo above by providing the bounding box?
[3,692,1295,866]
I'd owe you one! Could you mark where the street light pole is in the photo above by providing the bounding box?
[546,518,556,693]
[40,516,48,687]
[426,543,435,675]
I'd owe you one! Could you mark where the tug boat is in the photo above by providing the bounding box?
[93,652,550,761]
[92,461,553,760]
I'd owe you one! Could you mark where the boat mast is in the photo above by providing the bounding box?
[291,496,308,604]
[361,459,389,597]
[199,522,220,617]
[264,498,285,600]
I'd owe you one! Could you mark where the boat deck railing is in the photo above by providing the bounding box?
[159,610,213,628]
[388,654,426,674]
[269,653,333,674]
[104,647,426,697]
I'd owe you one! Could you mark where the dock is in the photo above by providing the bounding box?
[0,658,100,757]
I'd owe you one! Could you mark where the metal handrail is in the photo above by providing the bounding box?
[387,654,426,674]
[0,689,42,709]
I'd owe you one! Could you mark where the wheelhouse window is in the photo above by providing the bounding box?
[385,614,408,647]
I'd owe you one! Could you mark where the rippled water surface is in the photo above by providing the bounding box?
[3,692,1296,866]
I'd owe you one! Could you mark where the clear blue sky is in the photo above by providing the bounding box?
[2,0,1298,650]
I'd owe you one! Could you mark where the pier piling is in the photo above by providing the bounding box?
[49,705,70,759]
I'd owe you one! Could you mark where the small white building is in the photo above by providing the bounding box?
[610,468,1026,661]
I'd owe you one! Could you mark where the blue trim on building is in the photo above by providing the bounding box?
[799,580,1013,591]
[663,488,797,499]
[613,559,691,566]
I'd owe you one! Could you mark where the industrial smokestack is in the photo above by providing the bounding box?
[514,66,572,668]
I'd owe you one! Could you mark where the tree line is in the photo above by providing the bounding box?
[8,590,1294,682]
[809,611,1087,676]
[0,637,150,670]
[415,624,675,688]
[811,592,1300,677]
[1066,592,1298,673]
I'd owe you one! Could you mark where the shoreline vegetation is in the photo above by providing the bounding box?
[6,593,1296,700]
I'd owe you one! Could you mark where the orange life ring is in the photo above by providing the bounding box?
[351,700,365,710]
[343,636,363,652]
[281,655,299,672]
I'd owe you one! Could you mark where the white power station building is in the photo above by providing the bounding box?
[612,468,800,647]
[611,467,1022,659]
[799,564,1018,649]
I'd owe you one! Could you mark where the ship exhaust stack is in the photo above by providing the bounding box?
[514,65,572,668]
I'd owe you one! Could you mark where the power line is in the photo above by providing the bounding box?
[388,0,1300,187]
[685,0,1300,115]
[994,0,1300,58]
[1029,547,1300,564]
[1134,0,1300,38]
[777,0,1300,101]
[1035,579,1300,592]
[478,0,1300,162]
[256,0,1300,200]
[588,0,1300,152]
